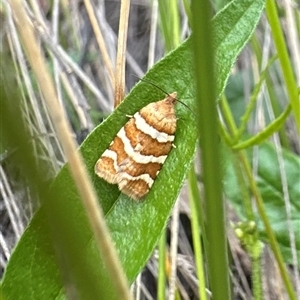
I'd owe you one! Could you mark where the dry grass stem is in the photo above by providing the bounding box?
[114,0,131,106]
[83,0,115,89]
[8,1,132,299]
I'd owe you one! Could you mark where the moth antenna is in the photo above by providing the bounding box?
[131,74,197,117]
[175,98,197,117]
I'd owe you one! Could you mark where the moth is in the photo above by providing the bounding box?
[94,92,177,200]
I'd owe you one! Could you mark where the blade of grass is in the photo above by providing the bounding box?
[191,0,230,299]
[157,0,180,52]
[188,166,208,300]
[158,232,167,300]
[235,55,277,141]
[265,0,300,132]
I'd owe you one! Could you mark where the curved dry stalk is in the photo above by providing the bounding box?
[8,1,132,299]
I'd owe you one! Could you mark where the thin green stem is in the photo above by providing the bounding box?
[251,34,291,150]
[220,95,239,137]
[158,0,180,52]
[236,56,277,142]
[158,231,166,300]
[266,0,300,132]
[252,255,263,300]
[232,104,292,150]
[192,0,230,298]
[232,154,255,221]
[188,166,208,300]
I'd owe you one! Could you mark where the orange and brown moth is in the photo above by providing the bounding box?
[94,92,177,200]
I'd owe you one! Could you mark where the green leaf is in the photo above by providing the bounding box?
[1,0,266,298]
[232,104,292,150]
[225,142,300,264]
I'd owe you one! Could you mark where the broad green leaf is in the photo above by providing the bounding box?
[1,0,266,298]
[225,142,300,264]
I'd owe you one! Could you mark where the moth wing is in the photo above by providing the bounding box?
[116,135,168,200]
[94,148,120,184]
[95,97,177,200]
[116,157,156,200]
